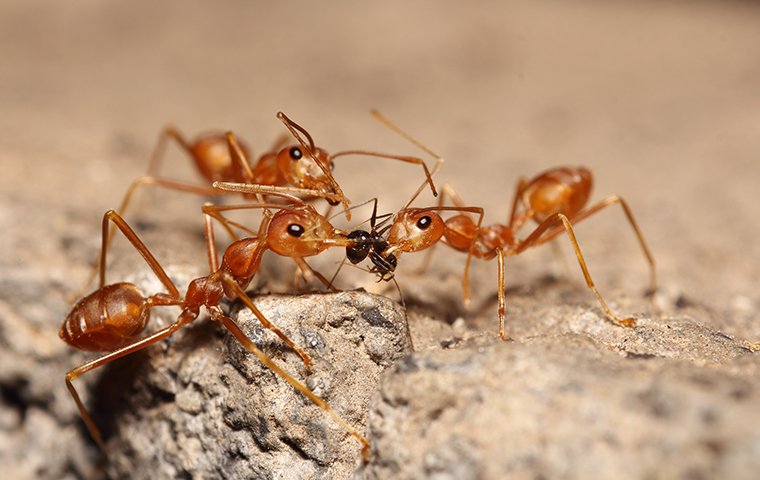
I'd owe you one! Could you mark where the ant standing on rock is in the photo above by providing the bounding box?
[323,112,657,341]
[60,194,373,459]
[80,112,439,296]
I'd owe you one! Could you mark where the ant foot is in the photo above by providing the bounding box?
[616,316,637,328]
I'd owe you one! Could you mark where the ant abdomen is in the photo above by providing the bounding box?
[60,283,149,352]
[191,134,253,183]
[522,166,593,222]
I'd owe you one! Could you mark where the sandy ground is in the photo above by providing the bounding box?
[1,1,759,478]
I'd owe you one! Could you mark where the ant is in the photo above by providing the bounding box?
[348,166,656,340]
[80,112,439,296]
[60,195,372,459]
[117,111,438,224]
[309,112,656,340]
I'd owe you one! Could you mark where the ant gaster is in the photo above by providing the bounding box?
[61,195,371,459]
[363,166,656,340]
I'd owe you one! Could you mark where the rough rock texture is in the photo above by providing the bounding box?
[362,323,759,480]
[102,292,411,480]
[2,1,760,479]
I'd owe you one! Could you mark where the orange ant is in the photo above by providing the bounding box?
[299,112,656,340]
[118,111,438,223]
[60,195,371,459]
[345,166,656,340]
[79,112,439,296]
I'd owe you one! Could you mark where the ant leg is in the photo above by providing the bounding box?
[97,210,180,297]
[213,181,346,207]
[528,195,656,295]
[203,208,221,273]
[221,274,313,370]
[292,257,340,293]
[209,309,370,460]
[506,177,530,229]
[66,304,191,453]
[496,249,508,340]
[330,150,438,197]
[73,177,225,298]
[225,131,256,185]
[146,125,193,176]
[515,213,636,327]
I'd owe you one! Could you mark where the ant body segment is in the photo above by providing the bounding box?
[351,166,655,340]
[79,112,439,297]
[61,198,371,458]
[119,111,438,224]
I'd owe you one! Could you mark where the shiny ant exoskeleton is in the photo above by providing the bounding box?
[78,112,439,298]
[353,166,656,340]
[60,195,371,459]
[119,111,438,223]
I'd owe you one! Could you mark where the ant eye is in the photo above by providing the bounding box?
[289,147,303,160]
[416,215,432,230]
[330,160,336,171]
[287,224,305,237]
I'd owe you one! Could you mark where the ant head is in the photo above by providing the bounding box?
[267,205,335,258]
[276,145,336,194]
[386,209,445,253]
[345,230,372,264]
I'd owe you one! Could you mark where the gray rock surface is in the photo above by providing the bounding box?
[102,292,411,480]
[362,324,759,480]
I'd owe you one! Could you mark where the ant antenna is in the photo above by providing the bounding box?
[327,258,347,291]
[370,109,445,210]
[370,109,443,161]
[327,197,379,223]
[276,112,350,219]
[277,112,315,151]
[402,156,444,211]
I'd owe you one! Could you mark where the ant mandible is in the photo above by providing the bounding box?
[350,166,656,340]
[79,112,439,297]
[61,196,370,459]
[330,112,656,340]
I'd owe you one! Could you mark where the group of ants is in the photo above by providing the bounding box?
[59,110,656,461]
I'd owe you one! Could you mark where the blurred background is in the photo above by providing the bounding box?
[1,1,759,478]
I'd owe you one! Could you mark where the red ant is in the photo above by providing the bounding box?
[79,112,439,296]
[346,167,656,340]
[316,112,656,340]
[60,195,371,459]
[117,111,438,223]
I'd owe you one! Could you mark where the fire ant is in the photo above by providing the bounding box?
[117,111,438,223]
[347,166,656,340]
[79,112,439,297]
[317,112,656,340]
[60,195,371,459]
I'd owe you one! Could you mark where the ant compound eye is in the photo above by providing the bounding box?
[330,160,336,171]
[287,224,305,237]
[416,215,432,230]
[289,147,303,160]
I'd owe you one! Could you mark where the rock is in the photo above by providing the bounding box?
[361,324,760,480]
[101,291,411,479]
